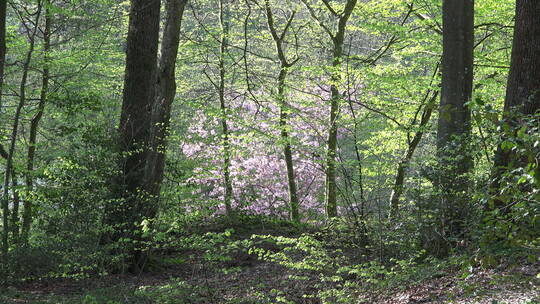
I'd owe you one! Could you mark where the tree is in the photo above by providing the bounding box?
[144,0,188,206]
[389,63,440,218]
[436,0,474,240]
[0,0,7,257]
[107,0,161,272]
[301,0,357,218]
[22,0,52,242]
[0,0,6,112]
[218,0,234,215]
[10,171,20,242]
[490,0,540,209]
[264,0,300,222]
[2,0,43,258]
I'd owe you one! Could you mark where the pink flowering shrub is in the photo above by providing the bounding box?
[181,84,341,219]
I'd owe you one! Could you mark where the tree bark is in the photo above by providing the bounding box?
[279,70,300,222]
[144,0,187,200]
[436,0,474,240]
[219,0,233,215]
[345,94,365,220]
[490,0,540,208]
[107,0,161,272]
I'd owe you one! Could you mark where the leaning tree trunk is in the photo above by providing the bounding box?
[389,90,439,218]
[490,0,540,209]
[144,0,187,201]
[389,62,440,218]
[107,0,161,273]
[325,54,341,218]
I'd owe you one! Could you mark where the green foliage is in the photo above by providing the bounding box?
[136,279,209,304]
[1,114,117,283]
[232,219,486,303]
[0,0,536,302]
[482,113,540,255]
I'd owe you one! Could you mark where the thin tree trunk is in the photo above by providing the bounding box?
[144,0,187,200]
[436,0,474,241]
[2,0,43,258]
[0,0,8,258]
[345,98,365,220]
[389,91,439,218]
[325,0,357,218]
[22,0,51,241]
[389,63,440,217]
[300,0,356,218]
[219,0,233,215]
[264,1,300,222]
[0,0,6,111]
[350,113,365,211]
[279,70,300,222]
[10,170,20,242]
[325,72,340,218]
[490,0,540,209]
[344,39,366,222]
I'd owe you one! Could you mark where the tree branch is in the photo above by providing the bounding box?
[300,0,335,39]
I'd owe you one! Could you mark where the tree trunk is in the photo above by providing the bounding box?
[22,0,51,242]
[0,0,8,258]
[346,94,365,220]
[144,0,187,200]
[264,1,300,222]
[323,0,357,219]
[10,170,20,242]
[0,0,6,111]
[389,63,440,218]
[219,0,233,215]
[107,0,161,272]
[490,0,540,208]
[325,68,340,218]
[279,69,300,222]
[436,0,474,241]
[389,91,439,218]
[1,0,42,258]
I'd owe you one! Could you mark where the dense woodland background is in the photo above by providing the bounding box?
[0,0,539,303]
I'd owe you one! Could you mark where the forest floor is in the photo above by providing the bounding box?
[1,216,539,304]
